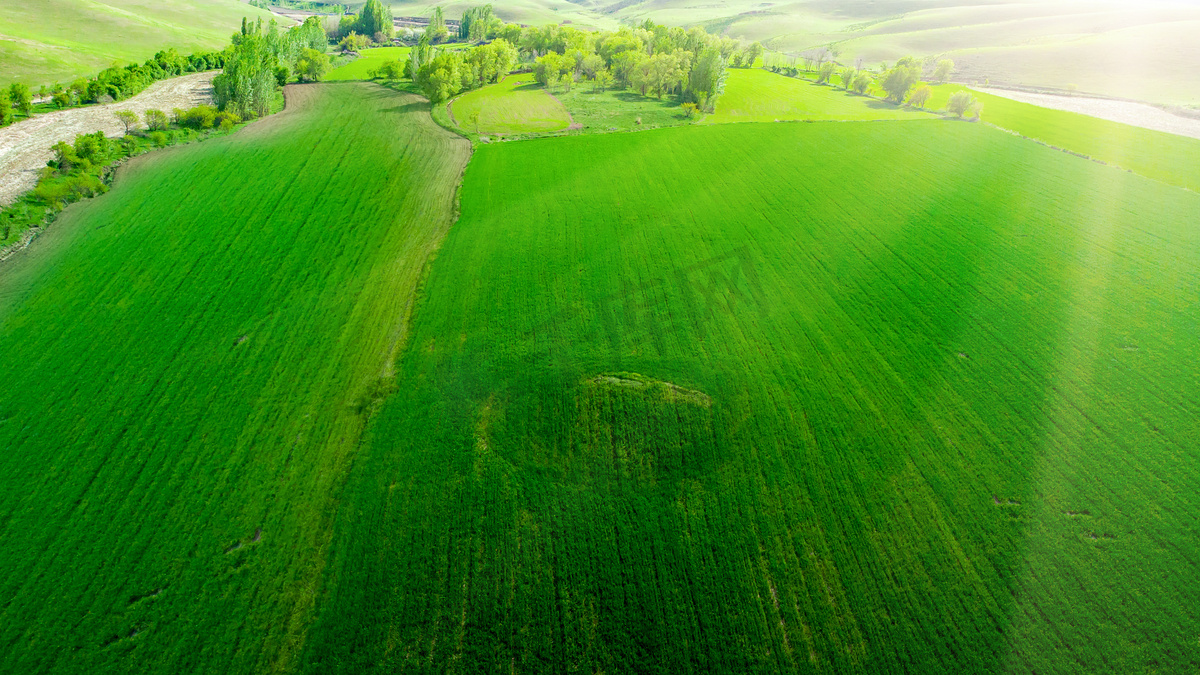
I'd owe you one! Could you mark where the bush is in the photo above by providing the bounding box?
[215,111,241,131]
[179,105,217,129]
[338,32,370,52]
[144,109,169,131]
[150,131,168,147]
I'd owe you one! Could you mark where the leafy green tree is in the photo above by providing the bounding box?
[744,41,763,67]
[881,56,921,103]
[180,105,218,129]
[852,71,871,95]
[580,54,604,80]
[9,84,33,116]
[681,102,698,118]
[610,50,645,89]
[144,109,169,131]
[275,65,291,86]
[357,0,394,40]
[339,32,370,52]
[427,6,449,43]
[69,78,88,102]
[50,141,79,172]
[492,38,518,78]
[947,90,980,118]
[0,90,12,126]
[534,52,569,87]
[52,91,71,109]
[817,61,836,84]
[647,52,684,98]
[909,85,932,108]
[377,59,405,80]
[593,69,612,92]
[840,66,856,90]
[114,110,138,133]
[417,52,464,102]
[459,5,496,42]
[934,59,954,83]
[213,27,277,118]
[687,47,723,110]
[296,48,331,82]
[406,34,434,80]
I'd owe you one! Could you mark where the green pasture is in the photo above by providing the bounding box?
[326,46,410,81]
[709,68,930,124]
[300,120,1200,673]
[0,82,469,673]
[0,0,274,87]
[554,82,694,134]
[449,74,571,135]
[922,83,1200,191]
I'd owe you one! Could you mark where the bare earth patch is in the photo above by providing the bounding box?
[0,72,217,205]
[976,87,1200,141]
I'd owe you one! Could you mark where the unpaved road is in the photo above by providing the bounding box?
[976,87,1200,141]
[0,72,217,205]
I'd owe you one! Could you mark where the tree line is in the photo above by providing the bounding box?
[0,49,227,128]
[389,17,759,110]
[214,17,330,119]
[766,51,982,119]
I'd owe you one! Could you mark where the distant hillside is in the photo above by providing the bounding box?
[0,0,275,88]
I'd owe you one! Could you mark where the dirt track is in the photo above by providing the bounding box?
[976,87,1200,141]
[0,72,217,205]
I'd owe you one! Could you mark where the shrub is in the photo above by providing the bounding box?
[144,109,169,131]
[215,111,241,132]
[179,105,217,129]
[150,131,168,147]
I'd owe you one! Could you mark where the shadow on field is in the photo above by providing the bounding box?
[382,102,429,115]
[612,91,682,110]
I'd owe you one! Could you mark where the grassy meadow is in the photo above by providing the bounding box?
[0,0,275,87]
[922,84,1200,192]
[299,120,1200,673]
[708,68,933,124]
[0,82,469,673]
[325,46,411,81]
[450,75,572,135]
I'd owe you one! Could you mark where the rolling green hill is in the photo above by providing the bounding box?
[0,0,275,87]
[0,82,469,674]
[299,120,1200,673]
